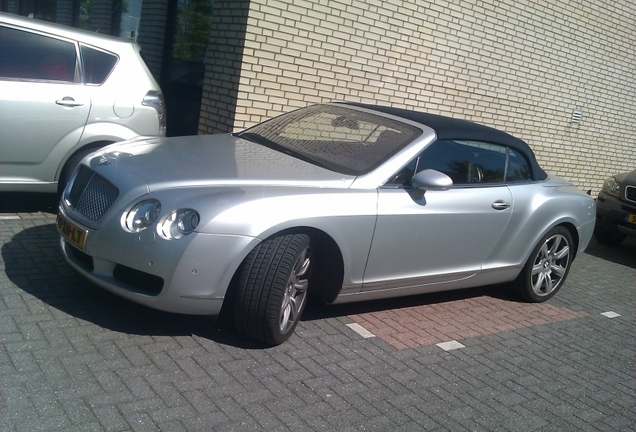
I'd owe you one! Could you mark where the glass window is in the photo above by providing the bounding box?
[0,25,76,82]
[81,45,118,84]
[389,139,510,187]
[506,149,532,182]
[237,105,421,176]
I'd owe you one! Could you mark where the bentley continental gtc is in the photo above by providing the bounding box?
[57,103,596,345]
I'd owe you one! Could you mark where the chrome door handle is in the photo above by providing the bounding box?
[56,97,84,107]
[492,201,511,210]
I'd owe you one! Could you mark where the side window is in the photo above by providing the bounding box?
[506,149,532,182]
[81,45,118,85]
[417,140,507,185]
[387,140,509,187]
[0,25,76,82]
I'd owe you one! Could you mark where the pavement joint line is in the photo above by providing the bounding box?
[436,340,466,351]
[601,311,621,318]
[346,323,376,338]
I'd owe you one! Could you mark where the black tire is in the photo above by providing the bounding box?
[513,226,573,302]
[593,223,626,246]
[233,233,311,345]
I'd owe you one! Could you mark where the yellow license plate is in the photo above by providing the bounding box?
[57,213,88,249]
[627,213,636,225]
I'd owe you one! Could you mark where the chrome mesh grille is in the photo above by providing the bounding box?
[68,165,119,221]
[626,185,636,204]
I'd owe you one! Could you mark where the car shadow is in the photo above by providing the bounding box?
[1,222,268,349]
[7,221,601,349]
[302,283,515,322]
[583,236,636,269]
[0,192,58,214]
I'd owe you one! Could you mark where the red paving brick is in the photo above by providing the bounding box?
[349,295,589,349]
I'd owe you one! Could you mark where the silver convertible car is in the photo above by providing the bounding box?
[57,103,596,345]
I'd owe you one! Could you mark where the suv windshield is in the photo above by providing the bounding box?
[237,104,421,175]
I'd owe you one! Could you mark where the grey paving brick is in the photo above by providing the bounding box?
[2,211,636,431]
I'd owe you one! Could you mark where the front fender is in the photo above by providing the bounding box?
[150,186,379,290]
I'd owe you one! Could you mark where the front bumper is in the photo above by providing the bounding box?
[58,207,257,316]
[596,191,636,237]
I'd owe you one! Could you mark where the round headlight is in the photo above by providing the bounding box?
[602,177,620,197]
[124,200,161,232]
[158,209,200,240]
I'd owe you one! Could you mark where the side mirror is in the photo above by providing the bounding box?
[411,169,453,191]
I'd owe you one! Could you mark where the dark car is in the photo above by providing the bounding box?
[594,169,636,245]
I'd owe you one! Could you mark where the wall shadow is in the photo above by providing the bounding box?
[198,0,250,135]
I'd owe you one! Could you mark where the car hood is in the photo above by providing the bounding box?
[95,134,356,190]
[614,169,636,185]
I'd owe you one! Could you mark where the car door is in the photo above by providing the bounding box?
[0,24,90,185]
[363,139,513,290]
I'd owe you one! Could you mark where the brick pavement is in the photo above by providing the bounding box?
[1,205,635,431]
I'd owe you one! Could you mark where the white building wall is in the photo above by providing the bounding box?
[200,0,636,193]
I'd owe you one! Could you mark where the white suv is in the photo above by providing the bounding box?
[0,12,166,193]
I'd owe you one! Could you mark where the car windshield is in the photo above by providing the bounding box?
[236,104,421,175]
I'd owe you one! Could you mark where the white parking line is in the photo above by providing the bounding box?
[0,215,20,220]
[346,323,376,338]
[436,340,465,351]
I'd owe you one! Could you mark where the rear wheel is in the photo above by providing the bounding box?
[233,233,311,345]
[513,226,573,302]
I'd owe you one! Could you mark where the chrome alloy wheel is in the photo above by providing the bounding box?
[280,246,310,334]
[530,233,570,297]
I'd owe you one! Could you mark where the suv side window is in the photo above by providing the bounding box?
[0,25,76,82]
[81,45,118,85]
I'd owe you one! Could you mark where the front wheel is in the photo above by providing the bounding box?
[593,223,626,246]
[233,233,311,345]
[513,226,573,302]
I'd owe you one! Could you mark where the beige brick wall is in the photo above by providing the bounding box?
[199,0,635,193]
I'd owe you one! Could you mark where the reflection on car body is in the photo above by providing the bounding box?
[57,102,596,345]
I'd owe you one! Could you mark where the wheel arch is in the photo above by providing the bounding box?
[57,140,115,193]
[221,226,345,316]
[557,221,580,259]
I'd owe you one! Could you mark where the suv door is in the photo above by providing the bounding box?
[0,24,90,187]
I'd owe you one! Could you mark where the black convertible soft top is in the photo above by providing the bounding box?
[341,102,548,181]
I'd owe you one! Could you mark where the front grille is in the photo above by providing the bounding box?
[67,165,119,221]
[626,185,636,204]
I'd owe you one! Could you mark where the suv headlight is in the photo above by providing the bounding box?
[124,200,161,232]
[158,209,200,240]
[602,177,620,197]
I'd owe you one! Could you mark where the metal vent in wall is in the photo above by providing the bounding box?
[571,109,583,124]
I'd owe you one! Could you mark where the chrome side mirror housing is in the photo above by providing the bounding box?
[411,169,453,191]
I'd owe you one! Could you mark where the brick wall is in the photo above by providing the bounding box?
[199,0,635,193]
[137,0,171,80]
